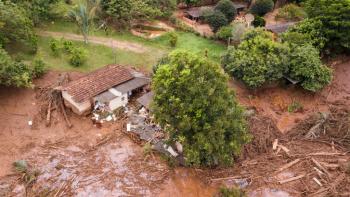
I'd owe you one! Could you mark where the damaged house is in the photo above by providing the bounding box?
[62,65,150,115]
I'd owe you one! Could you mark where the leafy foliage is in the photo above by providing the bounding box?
[10,0,59,25]
[205,10,229,32]
[215,0,236,21]
[222,29,289,88]
[288,44,332,92]
[68,0,100,44]
[101,0,174,27]
[250,0,274,16]
[69,47,88,67]
[275,3,306,21]
[168,32,178,47]
[252,15,266,27]
[216,26,233,41]
[152,50,249,167]
[222,28,332,91]
[0,48,32,87]
[218,186,246,197]
[49,38,61,56]
[31,58,46,78]
[286,19,328,51]
[303,0,350,51]
[0,1,37,53]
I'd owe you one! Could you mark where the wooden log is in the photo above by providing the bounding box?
[46,99,52,127]
[211,176,245,182]
[273,139,278,150]
[313,177,323,187]
[279,174,305,184]
[276,159,300,172]
[311,158,331,179]
[307,152,345,156]
[59,99,72,128]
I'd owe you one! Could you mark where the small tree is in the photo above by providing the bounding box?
[206,10,229,32]
[215,0,236,21]
[152,50,249,167]
[252,15,266,27]
[288,44,332,92]
[221,28,290,88]
[69,47,87,67]
[216,26,233,41]
[31,58,47,78]
[250,0,274,16]
[168,32,178,47]
[68,0,100,43]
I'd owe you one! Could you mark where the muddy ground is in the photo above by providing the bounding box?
[0,57,349,196]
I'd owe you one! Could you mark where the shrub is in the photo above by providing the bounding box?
[218,187,246,197]
[62,39,74,53]
[49,38,60,56]
[250,0,274,16]
[152,50,249,167]
[153,55,170,74]
[168,32,178,47]
[288,44,332,92]
[215,0,236,21]
[287,101,303,113]
[281,31,314,48]
[231,22,248,43]
[216,26,233,41]
[221,29,289,89]
[275,3,306,21]
[31,58,46,78]
[206,10,229,32]
[69,47,87,67]
[252,15,266,27]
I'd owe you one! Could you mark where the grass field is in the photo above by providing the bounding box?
[31,21,226,72]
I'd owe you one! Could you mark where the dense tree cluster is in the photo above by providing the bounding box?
[152,50,249,167]
[221,28,332,91]
[100,0,176,27]
[0,1,37,53]
[203,0,236,32]
[250,0,274,16]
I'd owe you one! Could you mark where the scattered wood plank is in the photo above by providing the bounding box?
[273,139,278,150]
[278,144,290,155]
[59,99,72,128]
[313,177,322,187]
[46,99,52,127]
[279,174,305,184]
[276,159,300,173]
[311,158,331,178]
[211,176,246,182]
[307,152,345,156]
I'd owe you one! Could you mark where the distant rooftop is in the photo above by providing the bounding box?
[266,22,296,34]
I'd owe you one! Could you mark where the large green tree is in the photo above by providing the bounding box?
[10,0,59,25]
[215,0,236,21]
[303,0,350,51]
[222,28,290,88]
[152,50,249,167]
[100,0,166,27]
[0,1,37,52]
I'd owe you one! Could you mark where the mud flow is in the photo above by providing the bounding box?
[1,58,350,196]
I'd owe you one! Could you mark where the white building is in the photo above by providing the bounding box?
[62,65,150,115]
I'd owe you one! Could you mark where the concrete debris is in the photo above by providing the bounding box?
[164,145,179,157]
[175,142,183,153]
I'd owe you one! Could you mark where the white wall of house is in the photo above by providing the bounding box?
[62,91,91,115]
[106,88,128,111]
[108,93,128,110]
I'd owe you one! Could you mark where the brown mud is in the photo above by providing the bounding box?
[0,58,350,196]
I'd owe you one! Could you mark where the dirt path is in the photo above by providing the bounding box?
[38,31,149,53]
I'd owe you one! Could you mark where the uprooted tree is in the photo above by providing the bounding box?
[151,50,250,167]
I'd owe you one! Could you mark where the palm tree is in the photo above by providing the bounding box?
[68,0,100,44]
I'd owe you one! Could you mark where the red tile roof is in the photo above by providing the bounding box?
[64,65,134,103]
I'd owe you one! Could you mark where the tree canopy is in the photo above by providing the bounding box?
[0,1,37,52]
[302,0,350,51]
[152,50,249,167]
[221,28,333,91]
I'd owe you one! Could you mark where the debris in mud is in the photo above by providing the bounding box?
[36,73,72,128]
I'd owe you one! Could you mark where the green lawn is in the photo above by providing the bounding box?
[32,21,226,72]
